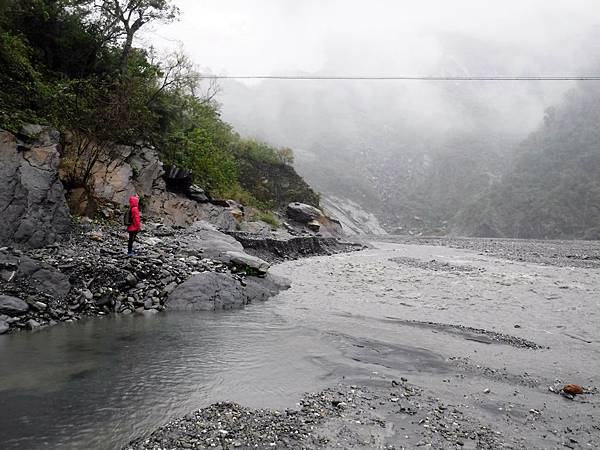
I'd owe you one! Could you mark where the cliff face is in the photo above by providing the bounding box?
[0,126,71,248]
[235,150,320,209]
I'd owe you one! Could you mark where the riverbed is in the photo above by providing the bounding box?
[1,240,599,449]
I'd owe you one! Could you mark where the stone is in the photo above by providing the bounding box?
[188,184,209,203]
[180,221,244,261]
[0,320,9,334]
[16,256,72,298]
[167,272,290,311]
[32,301,47,311]
[0,295,29,315]
[163,165,193,192]
[286,202,323,223]
[126,273,138,287]
[87,231,104,241]
[307,220,321,232]
[26,319,41,330]
[562,384,584,395]
[225,251,270,274]
[0,128,71,248]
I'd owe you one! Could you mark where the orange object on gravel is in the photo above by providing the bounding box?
[562,384,584,395]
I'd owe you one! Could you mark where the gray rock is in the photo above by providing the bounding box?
[286,202,323,223]
[188,185,209,203]
[26,319,41,330]
[0,320,9,334]
[0,128,71,248]
[126,273,137,287]
[307,219,321,232]
[16,256,72,298]
[0,295,29,315]
[167,272,290,311]
[180,221,244,260]
[225,251,270,274]
[32,301,47,311]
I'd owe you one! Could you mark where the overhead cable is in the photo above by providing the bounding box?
[200,75,600,81]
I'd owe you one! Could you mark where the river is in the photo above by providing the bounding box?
[1,241,599,449]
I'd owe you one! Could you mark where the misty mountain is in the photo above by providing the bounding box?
[453,82,600,240]
[215,33,598,237]
[217,75,553,234]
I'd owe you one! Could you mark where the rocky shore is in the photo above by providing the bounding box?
[125,376,536,450]
[0,219,358,335]
[120,236,600,450]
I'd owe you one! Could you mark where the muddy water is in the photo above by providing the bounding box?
[1,241,599,449]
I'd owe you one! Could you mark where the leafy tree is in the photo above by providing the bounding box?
[91,0,179,72]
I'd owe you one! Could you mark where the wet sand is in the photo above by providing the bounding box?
[128,239,600,449]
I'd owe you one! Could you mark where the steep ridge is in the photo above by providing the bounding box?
[453,82,600,239]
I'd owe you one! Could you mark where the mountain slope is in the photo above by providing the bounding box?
[453,83,600,239]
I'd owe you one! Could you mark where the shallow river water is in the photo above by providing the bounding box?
[1,241,599,449]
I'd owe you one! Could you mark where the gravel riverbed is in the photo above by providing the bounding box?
[125,238,600,449]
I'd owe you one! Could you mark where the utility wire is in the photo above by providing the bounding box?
[201,75,600,81]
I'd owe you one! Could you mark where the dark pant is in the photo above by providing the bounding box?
[128,231,138,253]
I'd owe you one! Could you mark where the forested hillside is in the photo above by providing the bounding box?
[453,82,600,240]
[0,0,318,211]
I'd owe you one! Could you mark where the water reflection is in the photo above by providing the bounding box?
[0,308,336,449]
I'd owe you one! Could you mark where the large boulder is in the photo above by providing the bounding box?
[178,221,244,260]
[0,250,71,298]
[225,251,270,274]
[0,295,29,315]
[163,165,193,192]
[0,128,71,248]
[167,272,290,311]
[16,256,72,298]
[286,202,323,223]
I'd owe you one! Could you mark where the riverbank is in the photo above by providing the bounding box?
[0,220,361,334]
[124,238,600,450]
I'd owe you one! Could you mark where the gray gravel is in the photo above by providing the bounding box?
[126,237,600,450]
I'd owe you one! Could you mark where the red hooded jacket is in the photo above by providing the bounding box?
[127,196,141,232]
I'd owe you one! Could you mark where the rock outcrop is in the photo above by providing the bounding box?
[178,221,245,259]
[286,202,344,236]
[320,194,388,235]
[0,127,71,248]
[82,150,243,230]
[287,202,323,223]
[166,272,290,311]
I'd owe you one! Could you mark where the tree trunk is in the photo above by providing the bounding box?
[121,32,134,73]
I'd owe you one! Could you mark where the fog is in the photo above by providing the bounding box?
[148,0,600,231]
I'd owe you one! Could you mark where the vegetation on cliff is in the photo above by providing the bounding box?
[0,0,318,209]
[453,82,600,240]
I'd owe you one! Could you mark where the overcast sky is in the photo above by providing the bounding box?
[145,1,600,154]
[148,0,599,80]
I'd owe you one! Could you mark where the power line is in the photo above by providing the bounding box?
[201,75,600,81]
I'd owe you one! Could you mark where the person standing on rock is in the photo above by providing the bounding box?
[126,195,141,256]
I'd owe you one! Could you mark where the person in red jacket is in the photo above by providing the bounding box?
[127,195,141,256]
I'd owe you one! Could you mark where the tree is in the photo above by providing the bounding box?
[276,147,295,165]
[93,0,179,72]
